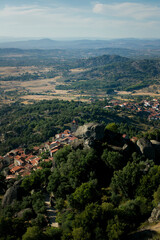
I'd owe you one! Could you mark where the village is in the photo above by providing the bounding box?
[1,97,160,180]
[0,124,78,180]
[104,97,160,121]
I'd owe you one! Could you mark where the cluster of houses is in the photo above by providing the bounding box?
[0,129,78,180]
[104,98,160,121]
[45,129,77,157]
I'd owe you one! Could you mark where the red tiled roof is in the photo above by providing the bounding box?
[33,146,40,151]
[50,141,58,145]
[21,171,31,177]
[10,166,24,173]
[30,159,38,166]
[18,150,24,155]
[63,129,70,134]
[68,136,77,141]
[51,148,59,153]
[6,175,16,179]
[55,133,62,138]
[17,159,24,164]
[25,163,33,169]
[25,155,35,162]
[8,163,15,169]
[13,148,23,153]
[20,154,27,158]
[35,157,41,162]
[15,155,23,160]
[60,137,69,142]
[43,159,51,162]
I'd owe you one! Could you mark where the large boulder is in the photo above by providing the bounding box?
[2,179,23,208]
[150,140,160,163]
[75,123,105,148]
[137,137,155,160]
[148,204,160,223]
[16,208,33,218]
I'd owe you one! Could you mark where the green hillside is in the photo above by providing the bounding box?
[56,55,160,93]
[0,100,126,156]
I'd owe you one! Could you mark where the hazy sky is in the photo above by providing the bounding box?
[0,0,160,39]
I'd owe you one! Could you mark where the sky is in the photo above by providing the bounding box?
[0,0,160,40]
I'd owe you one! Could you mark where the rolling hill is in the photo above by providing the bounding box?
[56,55,160,93]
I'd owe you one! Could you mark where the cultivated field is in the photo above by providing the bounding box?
[0,66,90,103]
[1,65,160,105]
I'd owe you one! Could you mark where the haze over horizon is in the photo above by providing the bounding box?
[0,0,160,40]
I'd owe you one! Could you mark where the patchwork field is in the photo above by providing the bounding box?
[1,54,160,105]
[0,66,53,77]
[0,67,90,103]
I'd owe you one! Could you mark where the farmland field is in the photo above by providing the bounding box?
[1,49,160,105]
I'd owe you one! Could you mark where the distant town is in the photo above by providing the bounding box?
[104,98,160,121]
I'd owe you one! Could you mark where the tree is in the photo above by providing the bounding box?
[31,214,47,228]
[110,161,145,201]
[101,150,123,170]
[22,226,44,240]
[44,227,62,240]
[153,185,160,207]
[0,173,7,194]
[107,216,126,240]
[68,180,98,210]
[21,168,50,192]
[73,203,105,240]
[118,197,151,228]
[136,165,160,200]
[105,123,118,133]
[0,217,26,239]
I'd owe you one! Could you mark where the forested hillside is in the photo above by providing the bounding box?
[1,121,160,239]
[0,98,154,156]
[1,49,160,100]
[0,100,125,155]
[1,47,160,240]
[56,55,160,93]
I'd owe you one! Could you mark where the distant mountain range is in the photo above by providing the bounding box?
[0,38,160,50]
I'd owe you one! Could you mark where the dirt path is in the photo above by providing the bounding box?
[146,222,160,233]
[44,193,59,228]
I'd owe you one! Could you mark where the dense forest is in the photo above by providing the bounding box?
[1,119,160,239]
[56,55,160,93]
[0,100,119,155]
[1,44,160,239]
[0,99,153,156]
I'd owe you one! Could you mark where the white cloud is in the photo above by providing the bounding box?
[0,4,88,18]
[0,5,96,38]
[0,3,160,39]
[0,5,44,17]
[93,2,160,20]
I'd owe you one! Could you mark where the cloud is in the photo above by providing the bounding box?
[0,5,95,38]
[93,2,160,20]
[0,4,88,18]
[0,5,44,17]
[0,3,160,39]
